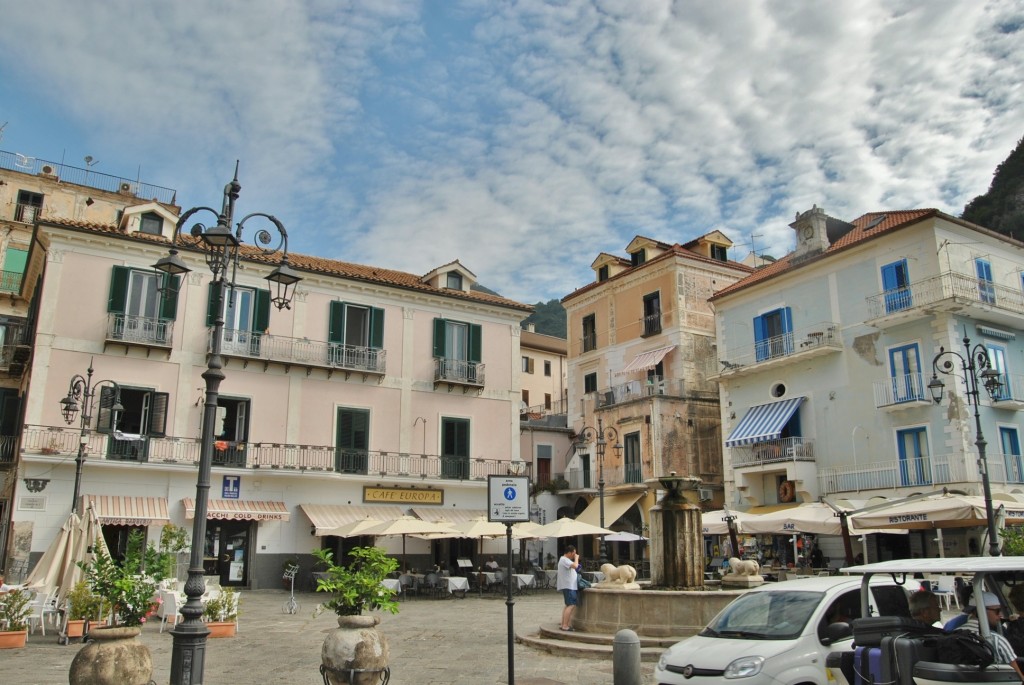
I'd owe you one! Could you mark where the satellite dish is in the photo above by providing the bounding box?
[84,156,98,167]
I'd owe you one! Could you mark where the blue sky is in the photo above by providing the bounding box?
[1,0,1021,304]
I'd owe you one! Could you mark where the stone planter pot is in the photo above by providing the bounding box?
[69,626,153,685]
[321,614,389,685]
[206,620,237,638]
[0,629,28,649]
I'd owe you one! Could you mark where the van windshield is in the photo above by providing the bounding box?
[701,590,823,641]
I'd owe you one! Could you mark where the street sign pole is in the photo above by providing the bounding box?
[489,474,530,685]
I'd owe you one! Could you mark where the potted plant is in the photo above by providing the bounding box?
[312,546,399,685]
[65,581,102,639]
[202,587,238,638]
[0,588,31,649]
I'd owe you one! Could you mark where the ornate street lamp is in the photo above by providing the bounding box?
[927,331,1004,557]
[155,164,300,685]
[576,417,622,565]
[61,359,123,509]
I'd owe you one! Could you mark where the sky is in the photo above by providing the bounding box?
[0,0,1021,304]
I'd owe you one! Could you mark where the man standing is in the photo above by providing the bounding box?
[556,545,581,631]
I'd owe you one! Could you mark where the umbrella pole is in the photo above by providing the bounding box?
[839,512,855,566]
[403,534,407,573]
[936,528,945,558]
[478,536,484,598]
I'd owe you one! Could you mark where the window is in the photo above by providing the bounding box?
[642,291,661,336]
[0,247,27,293]
[138,212,163,235]
[107,266,178,344]
[328,302,384,371]
[710,244,728,262]
[433,318,482,383]
[896,427,930,487]
[214,397,250,467]
[544,360,552,377]
[522,356,534,373]
[336,408,370,474]
[598,265,609,282]
[584,372,597,394]
[544,393,552,409]
[623,432,642,483]
[999,427,1023,483]
[753,307,793,361]
[881,259,912,313]
[986,343,1010,400]
[98,385,168,462]
[522,389,529,406]
[536,444,552,485]
[582,314,596,352]
[888,343,924,402]
[630,249,646,267]
[976,258,995,304]
[208,283,270,356]
[446,272,463,290]
[15,190,42,223]
[441,417,470,479]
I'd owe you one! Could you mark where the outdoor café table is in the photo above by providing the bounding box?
[445,576,469,598]
[513,574,536,595]
[544,570,557,588]
[381,578,401,593]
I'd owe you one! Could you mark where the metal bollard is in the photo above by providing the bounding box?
[612,628,641,685]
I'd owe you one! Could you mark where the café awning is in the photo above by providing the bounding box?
[300,503,405,535]
[84,495,169,526]
[184,498,290,521]
[619,346,675,375]
[725,397,805,447]
[574,492,644,527]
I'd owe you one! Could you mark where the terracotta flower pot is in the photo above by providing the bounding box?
[206,621,236,638]
[69,626,153,685]
[66,619,87,638]
[0,629,28,649]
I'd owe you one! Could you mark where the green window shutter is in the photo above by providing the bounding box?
[328,301,346,344]
[206,282,219,326]
[468,324,482,363]
[97,386,118,433]
[159,274,180,320]
[433,318,446,357]
[369,307,385,349]
[2,248,28,274]
[337,408,369,450]
[253,289,271,333]
[108,266,130,314]
[148,392,169,437]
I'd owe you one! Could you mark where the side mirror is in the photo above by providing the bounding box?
[825,621,853,644]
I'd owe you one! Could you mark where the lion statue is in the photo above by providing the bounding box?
[599,563,638,585]
[727,557,761,577]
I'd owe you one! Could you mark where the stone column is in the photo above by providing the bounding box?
[650,474,704,589]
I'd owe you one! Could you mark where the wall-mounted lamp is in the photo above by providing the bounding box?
[24,478,50,493]
[85,197,94,206]
[310,525,316,536]
[729,412,736,420]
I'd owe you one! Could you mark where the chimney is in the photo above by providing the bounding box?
[525,323,536,333]
[790,205,829,259]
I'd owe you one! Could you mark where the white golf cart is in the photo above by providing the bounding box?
[826,557,1024,685]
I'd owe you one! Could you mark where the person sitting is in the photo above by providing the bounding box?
[961,592,1017,665]
[910,590,943,628]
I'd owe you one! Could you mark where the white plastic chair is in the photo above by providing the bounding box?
[25,591,53,635]
[157,591,179,633]
[934,576,960,611]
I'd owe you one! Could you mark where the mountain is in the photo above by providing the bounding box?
[962,135,1024,239]
[521,299,566,338]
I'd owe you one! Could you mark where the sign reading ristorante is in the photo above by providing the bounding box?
[363,486,444,505]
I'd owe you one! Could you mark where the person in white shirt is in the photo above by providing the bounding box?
[555,545,581,631]
[962,592,1017,665]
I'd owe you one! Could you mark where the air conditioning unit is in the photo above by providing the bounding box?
[698,487,713,502]
[119,181,134,194]
[40,164,56,176]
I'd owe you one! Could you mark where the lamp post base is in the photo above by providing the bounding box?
[169,622,211,685]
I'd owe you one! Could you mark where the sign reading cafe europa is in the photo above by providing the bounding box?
[363,486,444,505]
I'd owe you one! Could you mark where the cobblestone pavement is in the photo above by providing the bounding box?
[0,588,657,685]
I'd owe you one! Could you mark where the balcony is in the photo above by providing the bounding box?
[731,437,816,468]
[0,269,23,294]
[866,271,1024,328]
[211,329,387,377]
[593,377,686,409]
[434,357,484,391]
[715,322,841,378]
[817,453,972,494]
[641,312,662,337]
[873,373,932,410]
[0,434,15,464]
[13,203,38,224]
[580,333,597,354]
[20,424,515,480]
[107,314,173,348]
[562,462,644,489]
[990,373,1024,410]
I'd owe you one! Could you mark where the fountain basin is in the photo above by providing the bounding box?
[572,586,744,637]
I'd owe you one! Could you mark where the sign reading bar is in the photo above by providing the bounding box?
[488,475,530,523]
[364,486,444,505]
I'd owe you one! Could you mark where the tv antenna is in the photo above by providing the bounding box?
[0,122,7,143]
[84,155,99,168]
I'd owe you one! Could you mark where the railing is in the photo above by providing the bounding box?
[873,372,930,407]
[0,150,177,204]
[108,314,173,346]
[990,453,1024,484]
[564,467,592,490]
[434,357,484,386]
[718,322,841,370]
[0,269,23,293]
[522,398,568,416]
[581,334,597,353]
[20,424,515,479]
[731,437,816,468]
[211,329,387,374]
[0,434,15,463]
[563,464,643,488]
[817,453,971,494]
[642,312,662,337]
[866,271,1024,320]
[992,373,1024,403]
[594,377,686,409]
[14,203,38,224]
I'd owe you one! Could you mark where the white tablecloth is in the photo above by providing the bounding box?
[446,577,469,594]
[381,579,401,592]
[544,570,558,587]
[513,574,536,592]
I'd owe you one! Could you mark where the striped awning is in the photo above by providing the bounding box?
[977,324,1015,340]
[184,498,290,522]
[619,346,675,375]
[574,492,644,527]
[84,495,169,526]
[410,508,487,525]
[300,504,406,535]
[725,397,805,447]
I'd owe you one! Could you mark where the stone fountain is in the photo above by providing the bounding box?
[649,473,704,588]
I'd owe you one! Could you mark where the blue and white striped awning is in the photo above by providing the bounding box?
[725,397,805,447]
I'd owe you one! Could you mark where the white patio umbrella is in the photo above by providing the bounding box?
[741,502,850,536]
[534,517,613,538]
[701,509,757,535]
[25,505,108,604]
[323,517,384,538]
[849,492,1024,531]
[363,515,457,571]
[603,531,647,542]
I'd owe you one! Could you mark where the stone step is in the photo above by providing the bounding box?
[516,625,679,662]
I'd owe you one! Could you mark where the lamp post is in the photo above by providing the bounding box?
[156,164,300,685]
[60,359,123,510]
[576,417,622,565]
[927,331,1004,557]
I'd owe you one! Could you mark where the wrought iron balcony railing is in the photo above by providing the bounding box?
[211,329,387,374]
[873,372,930,408]
[0,269,23,294]
[434,357,484,386]
[107,314,173,346]
[716,322,841,373]
[642,312,662,337]
[866,271,1024,321]
[730,437,816,468]
[593,377,686,409]
[817,452,975,494]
